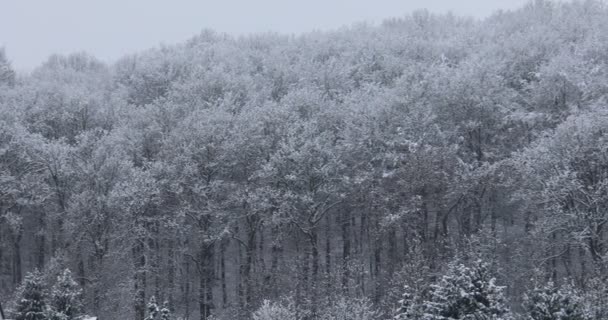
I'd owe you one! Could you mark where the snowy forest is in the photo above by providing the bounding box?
[2,0,608,319]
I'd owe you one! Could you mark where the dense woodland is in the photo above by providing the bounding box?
[2,1,608,319]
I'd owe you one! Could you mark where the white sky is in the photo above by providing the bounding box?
[0,0,530,70]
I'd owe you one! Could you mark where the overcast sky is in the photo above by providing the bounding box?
[1,0,530,70]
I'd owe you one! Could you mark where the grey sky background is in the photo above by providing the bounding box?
[1,0,530,71]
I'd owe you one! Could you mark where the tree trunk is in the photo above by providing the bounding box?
[220,239,228,308]
[243,216,258,312]
[182,239,192,320]
[12,234,22,286]
[324,214,331,295]
[270,226,282,299]
[36,213,45,270]
[310,227,319,319]
[167,237,176,308]
[133,238,146,320]
[341,209,350,293]
[198,243,215,320]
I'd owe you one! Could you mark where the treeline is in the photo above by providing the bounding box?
[1,0,608,319]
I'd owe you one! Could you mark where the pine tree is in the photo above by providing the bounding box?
[14,270,47,320]
[394,285,423,319]
[252,299,297,320]
[48,269,83,320]
[160,301,171,320]
[145,296,160,320]
[421,259,511,320]
[523,281,588,320]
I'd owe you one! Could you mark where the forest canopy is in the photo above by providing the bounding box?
[1,1,608,319]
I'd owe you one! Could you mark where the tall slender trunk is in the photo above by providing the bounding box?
[154,221,161,299]
[341,209,350,293]
[388,226,396,278]
[200,270,209,319]
[220,239,228,308]
[578,246,586,287]
[258,227,266,293]
[92,249,106,314]
[270,226,282,299]
[324,214,331,295]
[12,233,22,286]
[37,213,46,270]
[0,231,3,279]
[77,249,86,301]
[241,214,259,313]
[550,232,557,281]
[183,239,192,320]
[198,243,215,320]
[133,238,146,320]
[235,224,244,313]
[373,237,382,303]
[295,234,303,320]
[167,237,176,308]
[359,212,366,295]
[244,224,256,312]
[309,227,319,319]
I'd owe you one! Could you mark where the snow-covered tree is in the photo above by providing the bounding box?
[160,301,171,320]
[13,270,47,320]
[420,260,511,320]
[394,286,424,319]
[522,281,588,320]
[252,299,296,320]
[318,297,380,320]
[145,296,160,320]
[47,269,83,320]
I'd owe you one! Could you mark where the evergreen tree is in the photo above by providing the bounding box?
[421,260,511,320]
[48,269,83,320]
[145,296,160,320]
[14,270,47,320]
[394,286,423,319]
[523,281,588,320]
[252,299,297,320]
[160,301,171,320]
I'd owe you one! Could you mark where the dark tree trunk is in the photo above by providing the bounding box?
[198,243,215,320]
[388,226,396,277]
[153,221,161,299]
[243,215,258,312]
[12,234,22,286]
[220,239,228,308]
[310,227,319,319]
[133,238,146,320]
[36,213,45,270]
[341,209,350,293]
[270,226,282,299]
[167,237,176,308]
[324,214,331,295]
[183,241,192,320]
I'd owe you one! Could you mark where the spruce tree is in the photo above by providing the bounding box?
[394,285,424,319]
[48,269,83,320]
[160,301,171,320]
[421,259,511,320]
[14,270,47,320]
[523,281,588,320]
[145,296,160,320]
